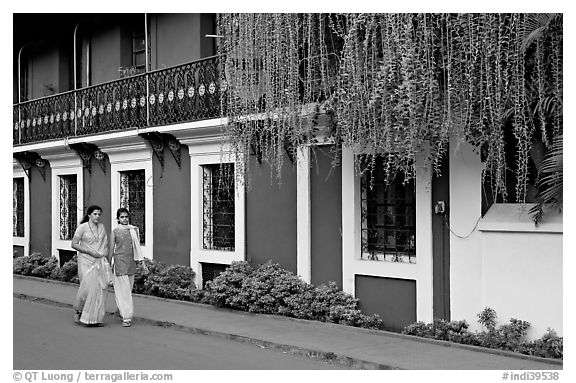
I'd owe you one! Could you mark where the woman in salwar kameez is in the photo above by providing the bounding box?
[108,208,148,327]
[71,205,110,326]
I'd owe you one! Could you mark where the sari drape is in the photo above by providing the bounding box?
[74,222,109,325]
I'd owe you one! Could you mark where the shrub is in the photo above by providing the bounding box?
[13,253,55,276]
[30,256,59,278]
[205,261,255,308]
[402,308,562,359]
[140,262,196,301]
[50,256,79,284]
[205,261,384,330]
[477,307,497,330]
[523,328,563,359]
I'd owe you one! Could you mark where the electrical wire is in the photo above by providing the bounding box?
[442,214,482,239]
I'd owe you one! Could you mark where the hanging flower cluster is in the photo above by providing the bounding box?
[217,13,562,202]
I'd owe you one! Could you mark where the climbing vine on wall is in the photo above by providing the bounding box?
[217,13,562,203]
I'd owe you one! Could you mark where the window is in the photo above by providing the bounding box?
[120,170,146,244]
[13,178,25,237]
[361,159,416,263]
[132,26,146,71]
[202,163,235,251]
[59,175,78,240]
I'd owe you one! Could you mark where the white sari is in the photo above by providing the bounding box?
[73,222,109,325]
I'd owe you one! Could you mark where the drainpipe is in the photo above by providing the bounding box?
[74,19,92,136]
[145,13,150,126]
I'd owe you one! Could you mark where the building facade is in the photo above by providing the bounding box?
[13,14,562,339]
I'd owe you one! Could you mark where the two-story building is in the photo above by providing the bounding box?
[13,13,562,338]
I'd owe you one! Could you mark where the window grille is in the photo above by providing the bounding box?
[59,175,77,240]
[13,178,24,237]
[202,163,235,251]
[361,159,416,263]
[120,170,146,244]
[201,262,229,289]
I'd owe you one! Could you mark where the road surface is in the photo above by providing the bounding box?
[13,298,344,370]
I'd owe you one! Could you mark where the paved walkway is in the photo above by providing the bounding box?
[13,275,562,370]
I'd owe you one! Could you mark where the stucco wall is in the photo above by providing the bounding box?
[310,145,342,287]
[478,205,562,339]
[84,157,111,233]
[449,139,563,339]
[246,152,297,273]
[151,14,216,70]
[449,140,484,330]
[153,144,191,266]
[29,165,52,256]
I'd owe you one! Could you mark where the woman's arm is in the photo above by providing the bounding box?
[107,229,116,263]
[71,225,100,257]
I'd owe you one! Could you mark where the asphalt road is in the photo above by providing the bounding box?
[13,298,345,370]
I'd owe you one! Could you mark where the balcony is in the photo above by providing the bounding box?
[13,55,225,146]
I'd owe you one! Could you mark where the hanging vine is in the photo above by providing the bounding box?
[217,13,563,203]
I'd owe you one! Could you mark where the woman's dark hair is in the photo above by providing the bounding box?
[116,207,130,221]
[80,205,103,224]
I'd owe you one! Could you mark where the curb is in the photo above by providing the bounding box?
[14,292,394,370]
[14,274,563,367]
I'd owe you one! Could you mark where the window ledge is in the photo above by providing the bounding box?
[478,203,562,234]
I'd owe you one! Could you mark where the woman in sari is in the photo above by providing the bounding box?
[71,205,111,326]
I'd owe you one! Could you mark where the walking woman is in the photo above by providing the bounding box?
[108,208,148,327]
[71,205,111,326]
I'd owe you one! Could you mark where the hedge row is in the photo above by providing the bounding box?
[13,254,562,359]
[402,309,563,359]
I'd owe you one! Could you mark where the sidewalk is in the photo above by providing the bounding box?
[13,275,562,370]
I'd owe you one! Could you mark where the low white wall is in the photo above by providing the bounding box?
[478,204,563,339]
[449,140,562,340]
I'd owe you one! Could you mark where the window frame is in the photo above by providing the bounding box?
[188,142,245,288]
[13,167,30,257]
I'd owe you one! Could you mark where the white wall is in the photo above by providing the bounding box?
[449,139,484,330]
[449,139,563,339]
[479,204,562,339]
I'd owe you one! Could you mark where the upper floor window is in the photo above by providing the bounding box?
[202,163,235,251]
[132,24,146,72]
[361,158,416,263]
[59,175,78,240]
[13,178,25,237]
[120,169,146,244]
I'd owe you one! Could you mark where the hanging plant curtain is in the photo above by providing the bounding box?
[217,13,562,202]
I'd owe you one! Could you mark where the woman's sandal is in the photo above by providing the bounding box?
[122,319,132,327]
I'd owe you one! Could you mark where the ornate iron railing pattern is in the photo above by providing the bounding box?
[13,56,224,146]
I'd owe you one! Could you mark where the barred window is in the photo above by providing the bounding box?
[361,159,416,263]
[59,175,78,240]
[13,178,25,237]
[120,170,146,244]
[202,163,235,251]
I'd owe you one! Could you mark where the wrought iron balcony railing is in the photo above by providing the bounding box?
[13,55,226,146]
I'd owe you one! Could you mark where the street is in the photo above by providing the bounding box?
[13,298,344,370]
